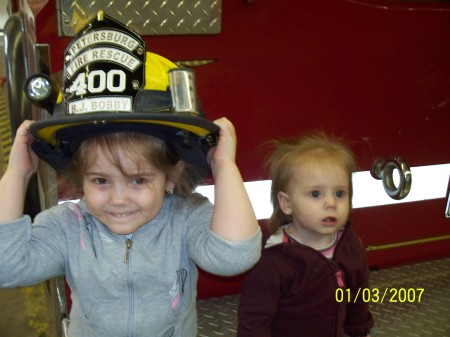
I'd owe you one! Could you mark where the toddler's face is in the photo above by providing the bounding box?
[82,146,170,234]
[278,163,350,248]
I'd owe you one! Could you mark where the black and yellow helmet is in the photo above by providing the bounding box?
[25,11,218,173]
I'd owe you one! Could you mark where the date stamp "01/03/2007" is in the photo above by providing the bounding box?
[335,288,425,304]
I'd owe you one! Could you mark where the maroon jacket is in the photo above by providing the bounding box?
[237,222,374,337]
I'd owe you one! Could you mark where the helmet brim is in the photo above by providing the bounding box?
[30,112,219,173]
[30,112,219,145]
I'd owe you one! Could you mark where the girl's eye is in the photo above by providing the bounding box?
[132,177,146,185]
[310,191,320,198]
[336,190,346,198]
[93,178,108,185]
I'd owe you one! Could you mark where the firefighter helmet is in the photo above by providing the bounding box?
[26,11,218,173]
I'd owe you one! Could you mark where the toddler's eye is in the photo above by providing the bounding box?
[311,191,320,198]
[336,190,346,198]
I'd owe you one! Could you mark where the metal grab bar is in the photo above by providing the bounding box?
[371,157,412,200]
[445,179,450,218]
[4,12,31,136]
[366,234,450,251]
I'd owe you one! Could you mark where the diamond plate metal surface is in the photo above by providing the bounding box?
[58,0,222,36]
[197,295,240,337]
[196,258,450,337]
[369,258,450,337]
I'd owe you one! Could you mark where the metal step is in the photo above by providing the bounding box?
[0,257,448,336]
[197,257,450,337]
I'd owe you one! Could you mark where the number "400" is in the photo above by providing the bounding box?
[68,69,126,96]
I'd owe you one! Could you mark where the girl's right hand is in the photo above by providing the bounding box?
[7,120,40,180]
[0,120,40,221]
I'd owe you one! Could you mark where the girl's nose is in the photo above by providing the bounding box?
[109,184,129,205]
[324,194,337,209]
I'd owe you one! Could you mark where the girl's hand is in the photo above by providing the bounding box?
[0,120,39,221]
[206,117,259,240]
[7,120,39,180]
[207,117,237,171]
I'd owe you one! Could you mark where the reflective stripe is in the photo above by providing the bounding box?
[196,163,450,220]
[352,164,449,208]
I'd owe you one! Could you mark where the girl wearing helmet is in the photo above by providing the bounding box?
[0,117,261,337]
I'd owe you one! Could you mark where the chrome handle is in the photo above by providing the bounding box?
[445,180,450,219]
[371,157,412,200]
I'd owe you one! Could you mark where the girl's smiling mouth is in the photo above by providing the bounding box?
[110,211,135,218]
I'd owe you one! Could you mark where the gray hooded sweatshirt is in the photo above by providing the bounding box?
[0,195,261,337]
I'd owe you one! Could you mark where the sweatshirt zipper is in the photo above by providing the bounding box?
[330,228,347,337]
[123,236,135,337]
[332,261,345,288]
[124,238,133,263]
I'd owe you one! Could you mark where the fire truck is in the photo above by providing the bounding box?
[0,0,449,336]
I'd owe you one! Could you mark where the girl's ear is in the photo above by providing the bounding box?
[277,191,292,215]
[166,160,185,192]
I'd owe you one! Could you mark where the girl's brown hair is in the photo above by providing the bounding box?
[60,132,206,202]
[265,131,356,235]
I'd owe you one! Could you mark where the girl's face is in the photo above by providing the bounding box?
[82,146,172,235]
[277,162,350,249]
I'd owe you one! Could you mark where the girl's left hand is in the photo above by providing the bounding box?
[207,117,237,170]
[206,117,259,241]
